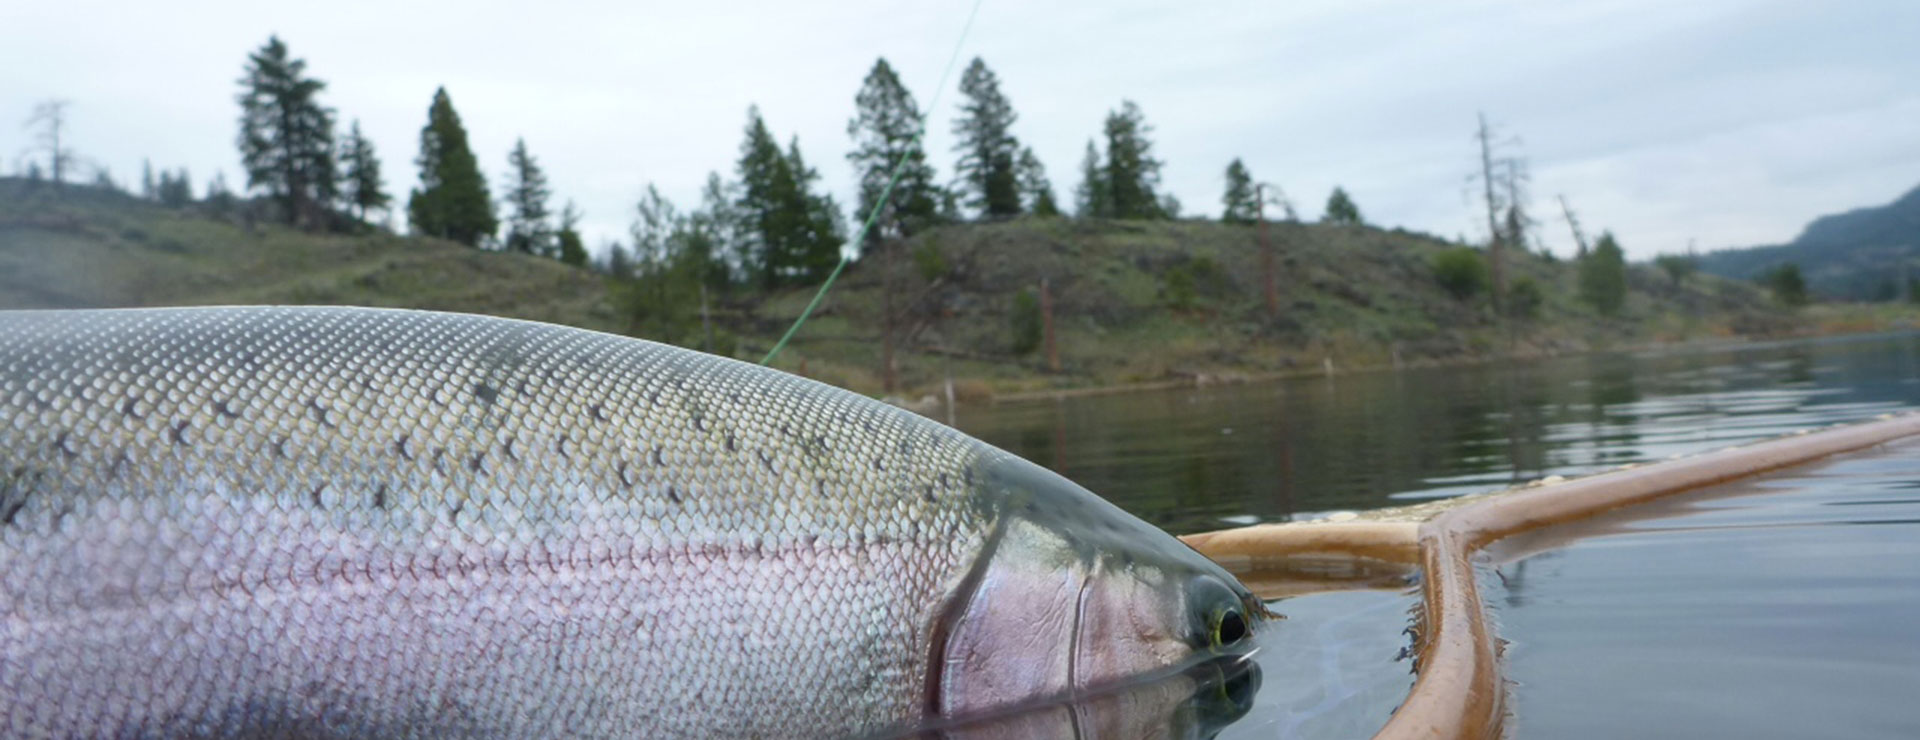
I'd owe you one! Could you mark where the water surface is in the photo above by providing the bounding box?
[956,332,1920,533]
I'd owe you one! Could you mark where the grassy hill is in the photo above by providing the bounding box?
[0,177,1817,399]
[1696,183,1920,300]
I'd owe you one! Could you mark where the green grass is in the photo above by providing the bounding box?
[1,178,1846,398]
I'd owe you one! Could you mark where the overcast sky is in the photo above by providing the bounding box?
[3,1,1915,259]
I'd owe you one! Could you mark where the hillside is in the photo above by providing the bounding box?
[1697,183,1920,299]
[1,177,1804,398]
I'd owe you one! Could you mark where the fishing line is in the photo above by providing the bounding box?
[760,0,986,366]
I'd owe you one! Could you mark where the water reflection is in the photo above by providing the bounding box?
[892,657,1260,740]
[956,332,1920,533]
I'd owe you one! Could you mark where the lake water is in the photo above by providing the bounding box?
[956,332,1920,535]
[948,332,1920,738]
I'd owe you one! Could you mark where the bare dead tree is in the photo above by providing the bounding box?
[1557,194,1590,259]
[1475,113,1506,315]
[23,99,77,187]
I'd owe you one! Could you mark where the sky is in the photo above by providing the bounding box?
[2,0,1915,260]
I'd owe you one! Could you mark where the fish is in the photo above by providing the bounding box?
[0,306,1264,738]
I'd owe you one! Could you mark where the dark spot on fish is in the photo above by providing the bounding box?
[450,500,464,518]
[271,437,289,459]
[1,468,29,525]
[306,399,333,427]
[922,485,935,504]
[516,381,529,396]
[728,391,741,404]
[469,452,486,474]
[665,485,681,504]
[393,434,413,460]
[896,440,912,455]
[555,433,571,460]
[310,484,326,509]
[815,479,828,497]
[428,387,442,406]
[757,450,774,473]
[963,468,975,486]
[502,437,518,461]
[651,447,665,467]
[51,431,76,460]
[779,423,792,436]
[1022,502,1039,515]
[937,473,951,490]
[617,462,634,488]
[872,456,885,472]
[648,390,662,406]
[373,484,389,510]
[432,447,448,474]
[107,451,129,480]
[169,420,191,446]
[590,404,608,422]
[691,414,707,432]
[724,434,736,452]
[213,399,241,419]
[120,396,144,419]
[473,383,498,405]
[862,420,876,433]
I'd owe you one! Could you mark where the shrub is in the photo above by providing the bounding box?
[1431,247,1488,299]
[1010,289,1042,355]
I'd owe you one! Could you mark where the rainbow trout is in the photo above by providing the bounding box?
[0,307,1262,738]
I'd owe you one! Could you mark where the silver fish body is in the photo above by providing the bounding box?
[0,307,1261,738]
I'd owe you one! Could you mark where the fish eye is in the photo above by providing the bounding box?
[1189,578,1254,650]
[1214,607,1249,647]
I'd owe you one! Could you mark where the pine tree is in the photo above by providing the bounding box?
[158,168,193,208]
[847,57,941,254]
[337,120,390,223]
[1016,147,1058,217]
[784,138,845,283]
[1102,100,1164,220]
[951,58,1023,218]
[141,159,156,200]
[735,108,842,288]
[1579,231,1628,316]
[1222,158,1257,224]
[556,202,588,267]
[236,35,338,228]
[1074,140,1109,218]
[408,87,495,247]
[501,138,554,256]
[1323,187,1362,225]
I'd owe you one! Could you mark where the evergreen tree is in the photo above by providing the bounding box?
[734,107,842,288]
[337,119,390,223]
[1323,187,1362,225]
[784,138,845,282]
[1221,158,1257,224]
[158,168,193,208]
[1579,231,1628,316]
[556,202,588,267]
[1102,100,1164,220]
[236,35,338,228]
[408,87,495,247]
[847,58,941,254]
[698,172,742,281]
[1762,263,1809,307]
[141,159,156,200]
[951,58,1023,218]
[1074,140,1110,218]
[1016,147,1058,217]
[501,138,554,256]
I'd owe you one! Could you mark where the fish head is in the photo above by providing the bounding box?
[933,453,1267,719]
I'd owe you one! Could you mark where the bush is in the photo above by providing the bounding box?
[1010,289,1042,355]
[1761,263,1808,307]
[1507,276,1543,319]
[1431,247,1488,299]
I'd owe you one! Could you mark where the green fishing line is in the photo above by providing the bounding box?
[760,0,985,366]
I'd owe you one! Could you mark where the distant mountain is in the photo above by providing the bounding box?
[1697,183,1920,300]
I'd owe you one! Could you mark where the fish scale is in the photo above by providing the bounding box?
[1,306,991,738]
